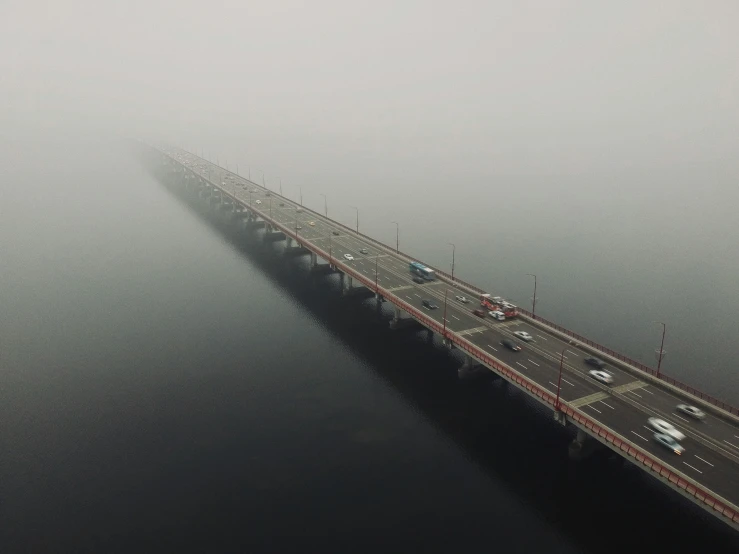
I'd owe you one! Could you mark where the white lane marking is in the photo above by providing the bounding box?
[683,462,703,474]
[562,378,575,387]
[527,359,540,367]
[486,345,497,352]
[562,355,569,359]
[452,315,460,321]
[536,335,548,341]
[694,455,714,467]
[600,401,615,410]
[548,381,558,388]
[631,431,648,442]
[585,405,602,414]
[405,295,412,300]
[735,435,739,439]
[414,294,421,298]
[629,391,643,398]
[723,440,739,450]
[673,414,690,423]
[643,426,654,433]
[642,388,654,395]
[516,362,527,370]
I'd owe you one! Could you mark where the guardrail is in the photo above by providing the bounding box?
[160,149,739,528]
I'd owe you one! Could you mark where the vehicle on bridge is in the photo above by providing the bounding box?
[480,294,518,318]
[654,433,685,455]
[473,308,486,318]
[489,310,505,321]
[584,356,607,369]
[501,339,522,352]
[647,418,686,441]
[513,331,534,342]
[455,295,470,303]
[412,276,425,284]
[588,369,613,385]
[422,299,438,309]
[677,404,706,420]
[410,262,435,281]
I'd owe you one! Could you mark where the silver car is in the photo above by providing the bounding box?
[647,418,685,441]
[588,370,613,385]
[653,433,685,455]
[513,331,533,342]
[676,404,706,420]
[455,295,470,304]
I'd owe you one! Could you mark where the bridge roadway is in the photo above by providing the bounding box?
[160,146,739,528]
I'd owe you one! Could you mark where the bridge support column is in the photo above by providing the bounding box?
[568,428,597,461]
[553,410,567,427]
[457,354,486,380]
[310,252,317,269]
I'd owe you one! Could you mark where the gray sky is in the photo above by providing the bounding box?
[3,0,738,169]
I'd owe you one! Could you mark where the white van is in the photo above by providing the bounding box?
[489,310,506,321]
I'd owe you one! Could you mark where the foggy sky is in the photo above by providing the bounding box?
[3,0,738,170]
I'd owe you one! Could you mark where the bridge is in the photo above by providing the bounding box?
[139,141,739,531]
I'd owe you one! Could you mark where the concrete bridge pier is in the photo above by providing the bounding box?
[310,252,317,269]
[457,354,486,380]
[568,428,598,461]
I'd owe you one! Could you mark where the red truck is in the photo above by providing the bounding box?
[480,294,518,320]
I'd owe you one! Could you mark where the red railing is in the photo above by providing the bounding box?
[163,151,739,526]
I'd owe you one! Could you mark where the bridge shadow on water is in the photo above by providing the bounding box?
[149,163,738,553]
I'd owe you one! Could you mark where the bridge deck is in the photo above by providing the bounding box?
[157,145,739,529]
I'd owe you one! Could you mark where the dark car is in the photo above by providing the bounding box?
[473,308,486,318]
[584,356,606,369]
[266,192,271,197]
[332,230,340,236]
[279,202,285,206]
[422,299,438,310]
[413,276,425,284]
[501,339,522,352]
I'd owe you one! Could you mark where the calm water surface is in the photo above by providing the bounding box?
[1,136,737,552]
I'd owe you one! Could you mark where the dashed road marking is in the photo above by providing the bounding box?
[570,392,608,407]
[562,378,575,387]
[723,440,739,450]
[486,345,498,352]
[631,431,648,442]
[536,335,548,341]
[414,294,421,298]
[600,401,615,410]
[629,391,643,398]
[548,381,558,388]
[683,462,702,474]
[642,388,654,395]
[585,405,602,414]
[694,455,714,467]
[516,362,527,370]
[528,359,540,367]
[674,414,690,423]
[452,315,460,321]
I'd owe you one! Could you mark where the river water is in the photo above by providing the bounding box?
[1,135,737,552]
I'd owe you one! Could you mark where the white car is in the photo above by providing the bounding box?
[513,331,533,342]
[343,254,354,261]
[308,221,316,226]
[489,311,505,321]
[676,404,706,420]
[255,200,262,205]
[647,418,685,441]
[588,370,613,385]
[455,295,470,304]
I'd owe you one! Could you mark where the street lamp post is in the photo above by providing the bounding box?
[349,205,359,232]
[374,255,379,291]
[320,194,327,217]
[655,321,666,378]
[391,221,399,253]
[299,186,303,206]
[442,288,449,336]
[279,179,283,196]
[555,348,566,410]
[526,273,537,318]
[448,243,456,281]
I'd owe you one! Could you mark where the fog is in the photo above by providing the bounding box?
[2,1,739,388]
